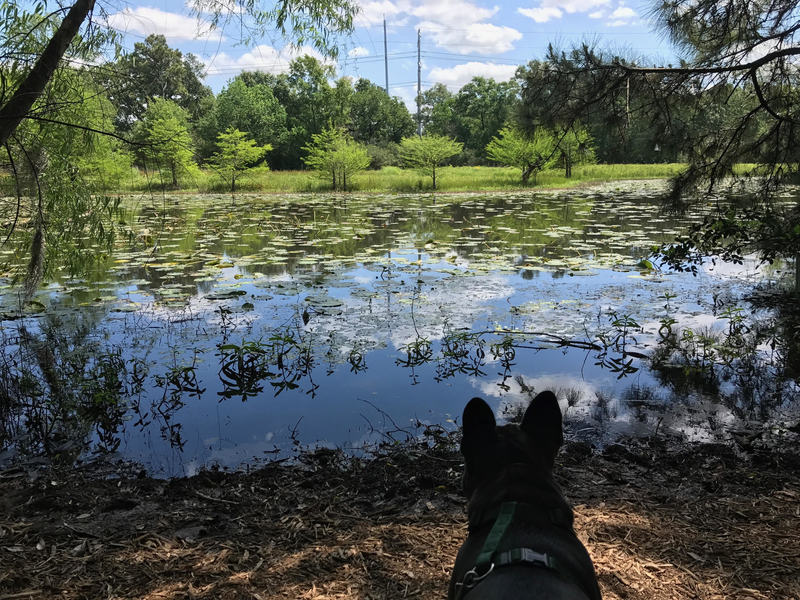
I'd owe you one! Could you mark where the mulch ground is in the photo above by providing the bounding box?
[1,436,799,600]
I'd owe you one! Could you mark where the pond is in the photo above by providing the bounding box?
[1,182,798,476]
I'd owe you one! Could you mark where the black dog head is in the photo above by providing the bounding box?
[461,391,563,497]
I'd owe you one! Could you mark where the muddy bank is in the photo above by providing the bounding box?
[1,437,799,599]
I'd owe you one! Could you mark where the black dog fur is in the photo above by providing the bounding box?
[448,392,602,599]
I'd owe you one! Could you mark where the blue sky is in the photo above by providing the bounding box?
[103,0,679,107]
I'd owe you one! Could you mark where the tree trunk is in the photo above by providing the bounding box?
[0,0,96,147]
[432,165,437,190]
[521,164,533,184]
[231,173,236,194]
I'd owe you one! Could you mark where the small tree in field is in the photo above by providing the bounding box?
[486,126,557,184]
[554,126,595,178]
[210,128,272,193]
[135,98,197,188]
[399,134,462,189]
[303,126,370,191]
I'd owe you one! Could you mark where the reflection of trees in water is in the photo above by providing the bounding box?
[0,308,132,457]
[647,296,800,430]
[2,291,798,463]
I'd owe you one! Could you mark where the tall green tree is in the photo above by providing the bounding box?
[453,77,519,161]
[399,135,463,190]
[303,126,370,191]
[486,126,556,184]
[134,98,197,188]
[418,83,456,137]
[209,128,271,193]
[207,76,287,159]
[104,34,212,131]
[350,78,415,145]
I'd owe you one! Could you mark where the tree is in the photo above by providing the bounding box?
[0,0,357,296]
[134,99,197,188]
[303,126,370,191]
[271,55,341,169]
[399,135,463,190]
[208,76,287,160]
[486,126,556,184]
[453,77,519,161]
[209,128,271,193]
[554,126,595,178]
[418,83,456,137]
[517,0,800,288]
[350,78,415,145]
[104,34,212,130]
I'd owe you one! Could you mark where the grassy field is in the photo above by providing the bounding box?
[107,163,687,195]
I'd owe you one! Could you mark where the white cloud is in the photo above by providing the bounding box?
[543,0,611,12]
[411,0,497,23]
[608,5,637,19]
[518,6,563,22]
[105,6,223,42]
[354,0,523,55]
[428,62,518,89]
[355,0,406,27]
[420,21,522,54]
[348,46,370,58]
[201,45,328,77]
[518,0,611,23]
[588,10,605,18]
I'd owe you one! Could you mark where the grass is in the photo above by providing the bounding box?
[93,163,688,195]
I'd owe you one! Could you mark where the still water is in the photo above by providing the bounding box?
[1,183,796,476]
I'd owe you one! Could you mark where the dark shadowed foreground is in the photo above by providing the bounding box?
[1,436,798,600]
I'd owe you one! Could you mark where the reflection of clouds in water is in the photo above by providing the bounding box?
[183,431,290,477]
[473,374,604,423]
[701,255,766,280]
[471,372,740,444]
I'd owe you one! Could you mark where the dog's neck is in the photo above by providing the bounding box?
[466,462,573,533]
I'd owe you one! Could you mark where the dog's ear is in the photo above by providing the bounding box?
[520,391,563,466]
[462,397,496,445]
[461,397,497,495]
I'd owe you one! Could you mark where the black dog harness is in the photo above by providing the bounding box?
[454,501,562,598]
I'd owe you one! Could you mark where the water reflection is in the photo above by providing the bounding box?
[0,186,798,475]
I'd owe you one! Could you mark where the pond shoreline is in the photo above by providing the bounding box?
[2,433,798,599]
[111,174,672,198]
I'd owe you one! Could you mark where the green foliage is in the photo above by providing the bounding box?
[418,83,455,137]
[210,127,272,193]
[453,77,519,158]
[134,98,198,188]
[350,79,415,145]
[399,135,463,189]
[303,126,370,191]
[207,77,287,160]
[486,126,556,183]
[554,126,596,178]
[104,34,212,131]
[191,0,357,56]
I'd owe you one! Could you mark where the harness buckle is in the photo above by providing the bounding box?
[459,562,495,590]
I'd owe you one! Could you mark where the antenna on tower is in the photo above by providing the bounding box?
[383,18,389,95]
[417,29,422,137]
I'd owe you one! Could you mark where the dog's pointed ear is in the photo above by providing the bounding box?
[520,391,563,465]
[462,397,496,444]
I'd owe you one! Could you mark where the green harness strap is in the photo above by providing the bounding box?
[456,500,561,598]
[475,501,518,573]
